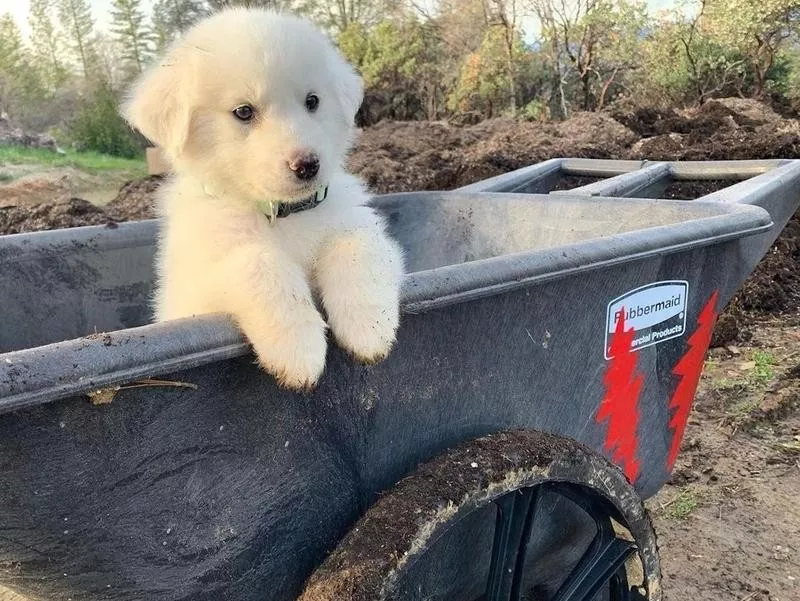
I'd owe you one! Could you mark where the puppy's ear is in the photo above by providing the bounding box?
[121,52,192,158]
[335,62,364,123]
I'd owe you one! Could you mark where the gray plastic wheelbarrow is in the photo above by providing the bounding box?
[1,158,799,601]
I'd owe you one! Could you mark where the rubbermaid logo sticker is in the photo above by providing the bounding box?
[605,281,689,359]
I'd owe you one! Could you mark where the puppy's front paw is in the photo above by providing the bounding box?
[331,301,399,365]
[249,314,328,392]
[315,227,404,366]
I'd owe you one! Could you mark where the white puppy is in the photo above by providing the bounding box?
[121,9,404,391]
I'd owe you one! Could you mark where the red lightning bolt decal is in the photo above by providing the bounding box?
[667,291,719,471]
[597,309,644,483]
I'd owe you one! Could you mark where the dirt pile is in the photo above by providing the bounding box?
[0,174,74,207]
[625,98,800,161]
[712,213,800,346]
[351,98,800,190]
[731,215,800,315]
[607,100,691,138]
[0,197,111,235]
[0,176,162,235]
[105,176,161,221]
[349,114,637,193]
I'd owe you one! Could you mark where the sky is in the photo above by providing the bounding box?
[1,0,155,37]
[2,0,680,40]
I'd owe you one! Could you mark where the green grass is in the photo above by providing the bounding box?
[663,488,699,519]
[707,349,777,394]
[706,349,779,430]
[751,349,775,384]
[0,145,147,176]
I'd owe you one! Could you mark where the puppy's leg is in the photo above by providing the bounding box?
[315,223,403,364]
[220,243,328,391]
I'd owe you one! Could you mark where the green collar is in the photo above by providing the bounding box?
[257,185,329,223]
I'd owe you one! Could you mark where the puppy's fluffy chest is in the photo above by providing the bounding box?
[158,175,351,272]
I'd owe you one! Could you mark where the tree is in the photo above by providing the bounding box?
[581,0,648,109]
[206,0,295,9]
[671,1,747,104]
[58,0,96,81]
[346,15,446,120]
[448,24,533,117]
[28,0,69,89]
[630,19,694,105]
[295,0,401,34]
[152,0,208,50]
[337,20,370,65]
[528,0,567,117]
[153,1,171,50]
[485,0,524,115]
[778,45,800,107]
[529,0,648,112]
[0,13,27,117]
[703,0,800,97]
[411,0,491,116]
[430,0,491,59]
[0,14,48,128]
[110,0,154,74]
[94,33,128,91]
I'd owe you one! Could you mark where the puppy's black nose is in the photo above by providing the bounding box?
[288,153,319,181]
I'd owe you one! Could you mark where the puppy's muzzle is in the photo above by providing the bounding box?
[288,152,320,181]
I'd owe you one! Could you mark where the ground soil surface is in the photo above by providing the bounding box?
[648,318,800,601]
[1,97,799,601]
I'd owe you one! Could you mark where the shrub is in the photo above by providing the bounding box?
[69,82,143,158]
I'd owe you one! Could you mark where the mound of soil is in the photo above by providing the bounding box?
[624,99,800,162]
[606,101,690,137]
[0,174,73,207]
[715,97,783,124]
[0,197,112,235]
[710,221,800,349]
[0,176,164,236]
[349,113,637,193]
[732,215,800,315]
[106,176,162,221]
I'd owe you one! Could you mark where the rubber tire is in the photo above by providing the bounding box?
[299,429,661,601]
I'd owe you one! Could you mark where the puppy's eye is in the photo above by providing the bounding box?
[305,93,320,113]
[233,105,255,122]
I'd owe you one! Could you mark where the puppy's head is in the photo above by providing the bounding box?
[122,9,363,203]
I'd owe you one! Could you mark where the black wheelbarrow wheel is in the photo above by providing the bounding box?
[299,430,661,601]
